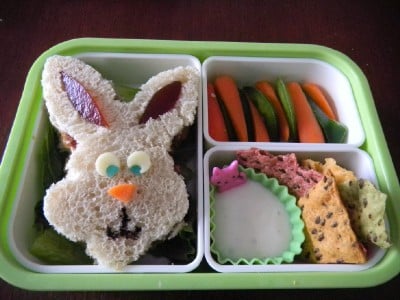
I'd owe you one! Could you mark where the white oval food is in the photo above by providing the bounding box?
[213,180,291,260]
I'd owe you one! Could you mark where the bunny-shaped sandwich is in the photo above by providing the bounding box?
[41,55,199,270]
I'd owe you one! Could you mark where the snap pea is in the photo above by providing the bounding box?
[276,78,297,141]
[243,86,279,141]
[307,96,348,143]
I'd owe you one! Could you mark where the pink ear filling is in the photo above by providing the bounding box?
[139,81,182,124]
[61,71,109,127]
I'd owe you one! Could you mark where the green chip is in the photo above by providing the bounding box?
[339,179,391,248]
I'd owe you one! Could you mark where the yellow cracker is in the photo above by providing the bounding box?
[302,158,356,185]
[298,177,367,264]
[303,158,391,249]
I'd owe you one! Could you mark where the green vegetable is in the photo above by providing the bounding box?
[242,86,279,141]
[113,83,141,102]
[35,122,68,232]
[30,228,92,265]
[40,121,68,192]
[275,78,297,141]
[307,96,348,143]
[149,224,196,263]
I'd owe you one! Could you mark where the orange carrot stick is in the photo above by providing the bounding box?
[248,99,270,142]
[255,81,290,142]
[214,75,248,142]
[286,82,325,143]
[207,83,229,141]
[302,83,337,120]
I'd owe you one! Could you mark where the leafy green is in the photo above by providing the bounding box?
[30,228,92,265]
[34,122,68,232]
[30,122,92,264]
[113,83,140,102]
[148,224,197,263]
[40,121,68,191]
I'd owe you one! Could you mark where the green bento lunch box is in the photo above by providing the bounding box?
[0,38,399,291]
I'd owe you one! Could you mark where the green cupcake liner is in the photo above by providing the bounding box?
[210,166,305,265]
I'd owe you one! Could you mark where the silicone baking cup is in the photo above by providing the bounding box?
[209,167,305,266]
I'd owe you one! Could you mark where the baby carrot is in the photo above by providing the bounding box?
[214,75,248,141]
[286,82,325,143]
[255,80,290,142]
[207,83,229,141]
[302,83,337,120]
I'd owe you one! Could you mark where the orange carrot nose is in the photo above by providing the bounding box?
[107,183,137,203]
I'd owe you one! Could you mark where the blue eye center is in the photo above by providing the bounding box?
[130,165,142,176]
[106,165,119,177]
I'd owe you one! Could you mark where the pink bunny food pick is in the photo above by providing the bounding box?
[211,160,247,192]
[41,55,199,270]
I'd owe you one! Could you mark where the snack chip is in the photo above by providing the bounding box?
[302,158,357,185]
[298,177,367,264]
[339,179,391,248]
[303,158,391,249]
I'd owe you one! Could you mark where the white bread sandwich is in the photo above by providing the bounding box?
[41,55,199,270]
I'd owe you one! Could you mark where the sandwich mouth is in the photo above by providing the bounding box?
[106,207,142,240]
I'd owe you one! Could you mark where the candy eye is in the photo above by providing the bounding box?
[127,151,151,176]
[95,152,121,177]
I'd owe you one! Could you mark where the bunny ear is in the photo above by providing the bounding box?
[130,66,200,149]
[60,71,109,127]
[42,55,124,142]
[138,80,182,124]
[42,56,200,149]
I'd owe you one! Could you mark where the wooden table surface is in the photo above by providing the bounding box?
[1,0,399,298]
